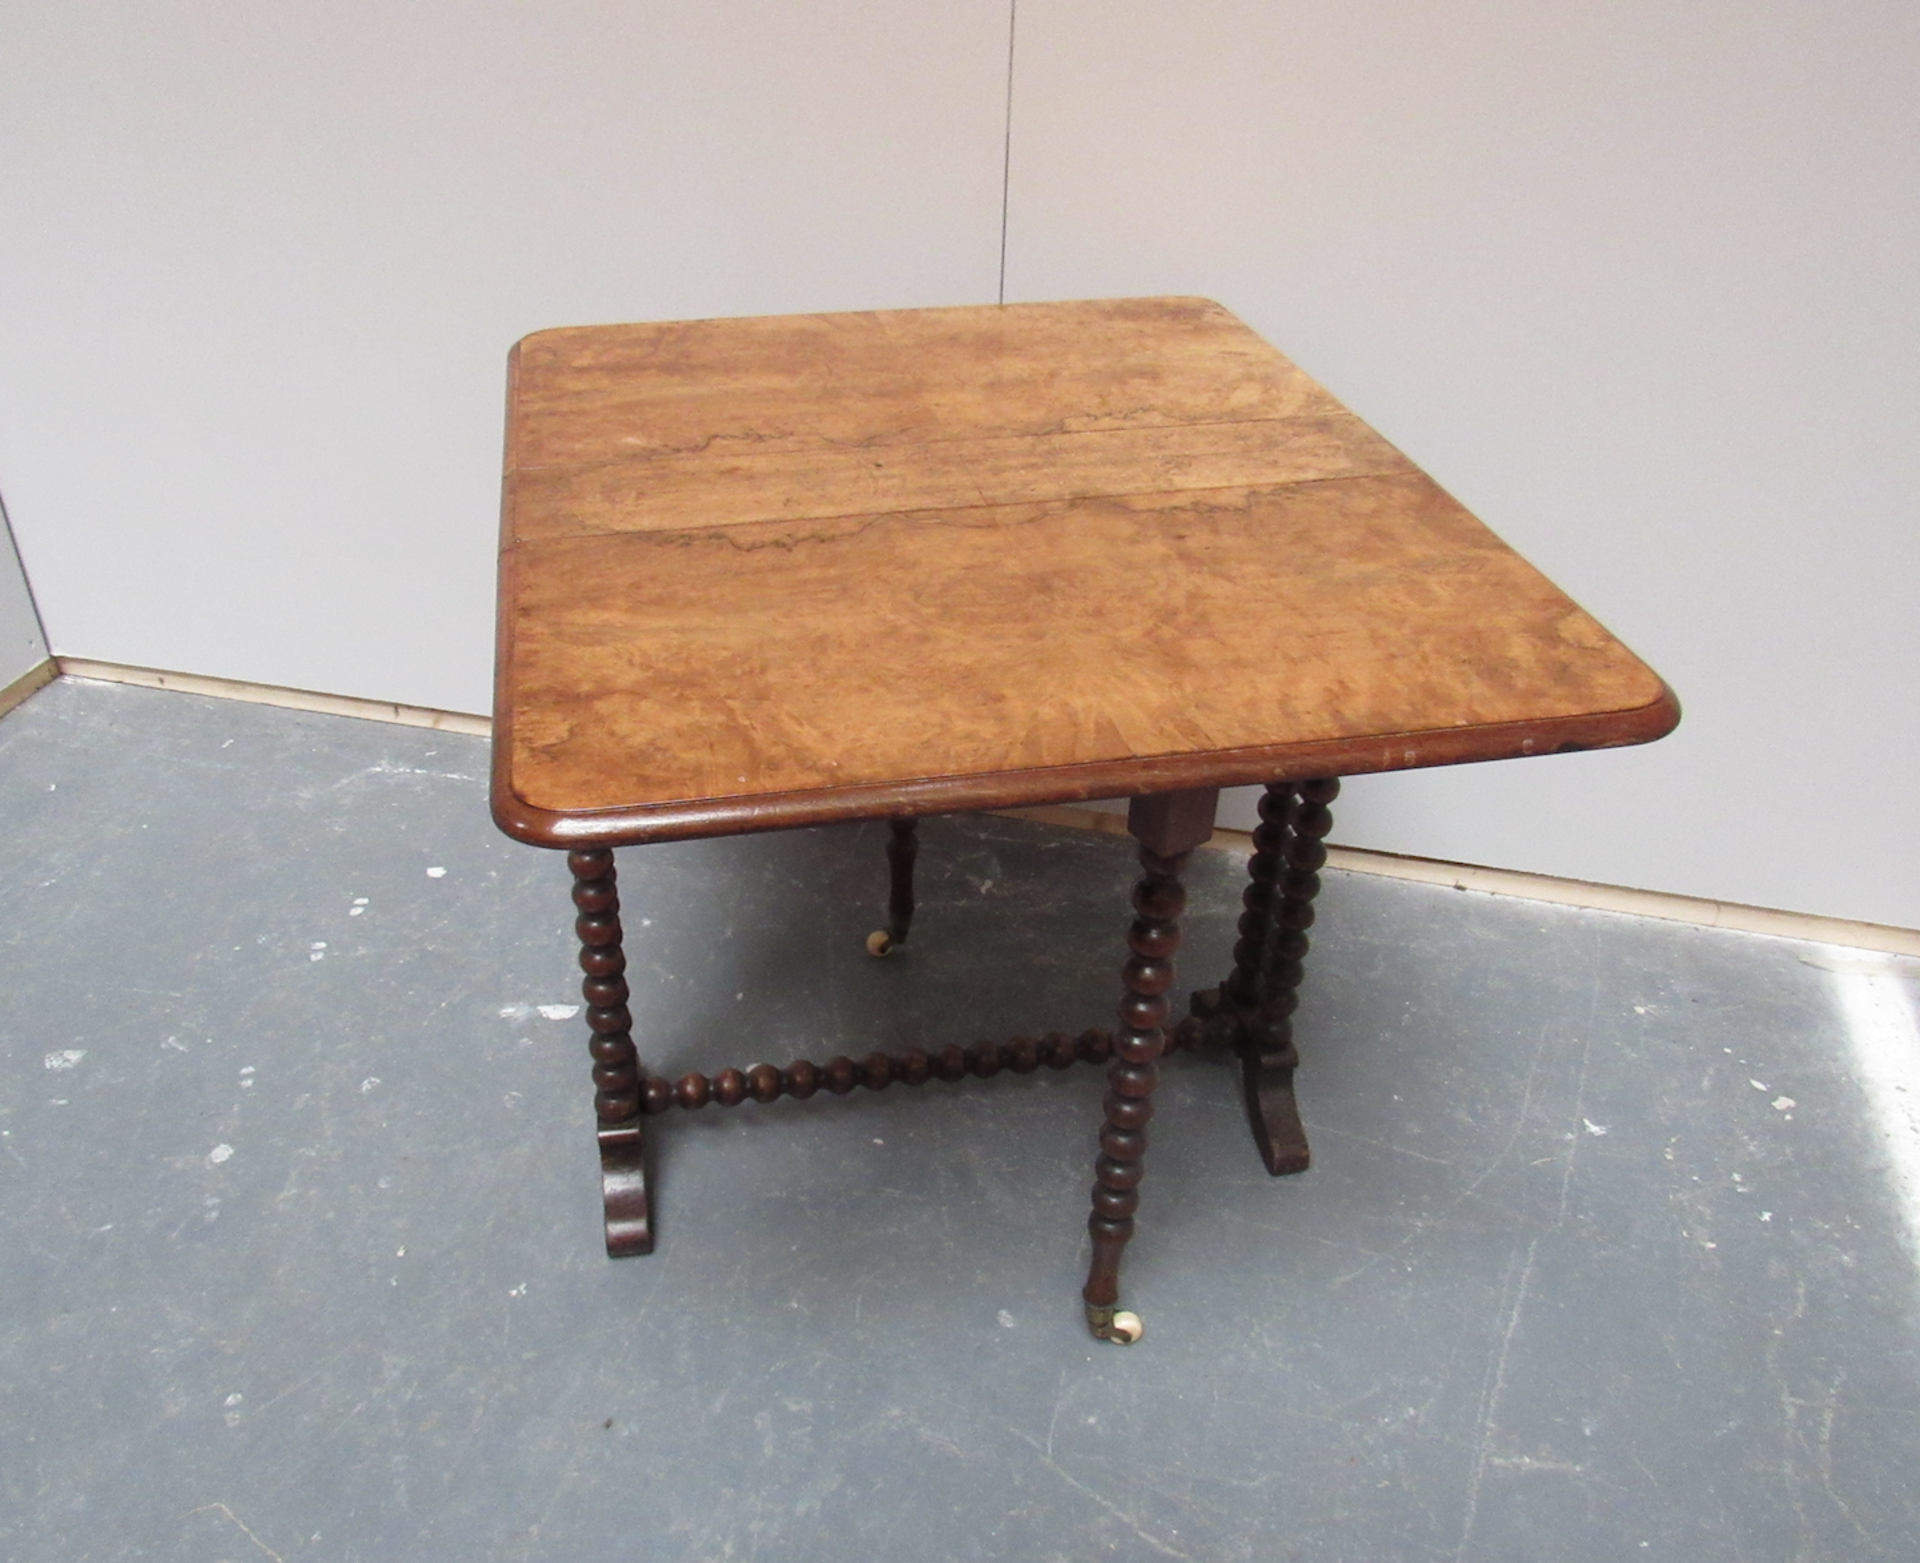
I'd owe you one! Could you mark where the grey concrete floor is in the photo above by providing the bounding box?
[3,677,1919,1562]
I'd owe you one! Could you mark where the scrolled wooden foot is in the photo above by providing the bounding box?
[1241,1051,1311,1176]
[598,1119,652,1256]
[1085,1303,1145,1345]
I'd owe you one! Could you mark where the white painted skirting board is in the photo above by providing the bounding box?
[0,656,56,721]
[56,658,491,736]
[995,806,1920,957]
[51,658,1920,958]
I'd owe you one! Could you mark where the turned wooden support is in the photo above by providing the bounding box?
[568,847,653,1256]
[1227,784,1294,1010]
[1082,788,1216,1344]
[639,1026,1181,1112]
[1238,777,1338,1175]
[866,817,920,957]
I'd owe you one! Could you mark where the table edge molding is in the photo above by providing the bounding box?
[487,683,1681,848]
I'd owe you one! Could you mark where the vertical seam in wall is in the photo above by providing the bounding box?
[0,488,52,655]
[997,0,1018,305]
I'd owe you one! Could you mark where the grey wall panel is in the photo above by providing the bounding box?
[0,494,48,686]
[2,2,1915,928]
[1008,1,1920,929]
[0,1,1012,712]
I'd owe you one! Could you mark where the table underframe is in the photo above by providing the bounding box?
[562,777,1340,1345]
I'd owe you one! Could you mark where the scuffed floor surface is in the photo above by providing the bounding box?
[3,676,1919,1562]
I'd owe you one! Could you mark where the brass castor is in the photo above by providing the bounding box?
[1085,1303,1145,1345]
[865,929,894,958]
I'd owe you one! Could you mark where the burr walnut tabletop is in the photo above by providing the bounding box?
[490,297,1680,1337]
[492,298,1675,848]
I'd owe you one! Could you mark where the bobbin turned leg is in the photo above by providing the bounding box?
[568,847,653,1256]
[1188,780,1289,1047]
[1083,788,1218,1345]
[866,818,919,957]
[1239,778,1339,1176]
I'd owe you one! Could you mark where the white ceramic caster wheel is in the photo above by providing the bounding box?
[1086,1303,1145,1344]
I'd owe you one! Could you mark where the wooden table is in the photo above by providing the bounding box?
[491,297,1678,1343]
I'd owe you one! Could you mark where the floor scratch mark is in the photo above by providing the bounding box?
[184,1503,285,1563]
[1456,1237,1539,1563]
[1012,1428,1194,1560]
[252,1341,357,1415]
[1460,1024,1555,1201]
[1045,1366,1068,1461]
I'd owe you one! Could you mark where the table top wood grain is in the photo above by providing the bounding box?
[493,297,1677,848]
